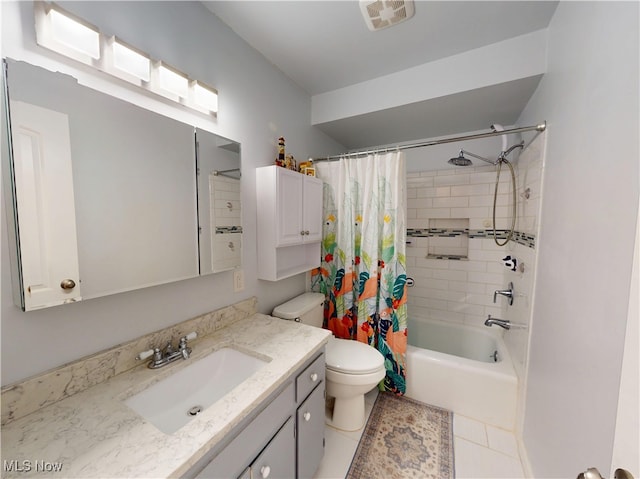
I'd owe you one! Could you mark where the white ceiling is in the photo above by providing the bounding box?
[204,1,558,149]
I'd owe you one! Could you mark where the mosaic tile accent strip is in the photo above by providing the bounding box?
[407,228,535,249]
[427,254,467,260]
[215,226,243,234]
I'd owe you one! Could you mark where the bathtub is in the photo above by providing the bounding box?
[405,316,518,430]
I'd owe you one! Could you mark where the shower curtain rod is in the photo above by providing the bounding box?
[313,121,546,162]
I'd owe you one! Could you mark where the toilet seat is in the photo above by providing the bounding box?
[325,337,385,375]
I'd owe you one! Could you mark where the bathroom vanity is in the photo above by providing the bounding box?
[188,352,326,478]
[0,309,331,478]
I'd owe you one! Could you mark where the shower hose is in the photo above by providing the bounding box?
[493,158,517,246]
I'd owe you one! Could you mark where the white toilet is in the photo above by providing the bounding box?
[272,293,386,431]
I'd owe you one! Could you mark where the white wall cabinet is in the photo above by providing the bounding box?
[257,166,323,281]
[276,168,322,246]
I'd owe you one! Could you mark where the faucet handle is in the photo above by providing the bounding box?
[136,349,154,361]
[178,332,196,359]
[153,348,163,362]
[179,332,197,345]
[493,282,515,305]
[179,332,197,349]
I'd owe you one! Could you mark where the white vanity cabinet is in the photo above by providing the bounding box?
[188,351,326,479]
[256,166,323,281]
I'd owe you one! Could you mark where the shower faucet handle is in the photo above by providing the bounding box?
[493,282,514,306]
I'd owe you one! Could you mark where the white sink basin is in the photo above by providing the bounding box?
[124,347,269,434]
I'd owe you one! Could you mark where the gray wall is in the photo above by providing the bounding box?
[517,2,639,476]
[1,1,344,385]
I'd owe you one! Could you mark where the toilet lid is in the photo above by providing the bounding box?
[325,338,385,375]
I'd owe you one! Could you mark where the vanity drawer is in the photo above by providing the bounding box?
[296,353,324,402]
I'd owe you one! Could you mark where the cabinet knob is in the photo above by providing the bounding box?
[304,230,310,235]
[260,465,271,478]
[300,230,305,236]
[303,412,311,422]
[228,242,235,251]
[60,279,76,290]
[310,372,318,382]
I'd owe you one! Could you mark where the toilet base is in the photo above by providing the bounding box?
[327,395,365,432]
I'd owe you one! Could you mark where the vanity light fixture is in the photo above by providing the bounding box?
[156,63,190,100]
[35,2,100,64]
[106,37,151,84]
[192,81,219,114]
[33,1,218,117]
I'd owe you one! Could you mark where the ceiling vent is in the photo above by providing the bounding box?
[359,0,415,31]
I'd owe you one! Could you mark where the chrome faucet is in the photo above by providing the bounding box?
[484,315,511,330]
[493,282,514,305]
[136,332,197,369]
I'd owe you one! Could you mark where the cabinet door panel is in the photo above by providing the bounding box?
[276,169,303,246]
[252,417,295,479]
[297,385,325,479]
[302,176,323,243]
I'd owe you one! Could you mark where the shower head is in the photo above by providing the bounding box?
[448,150,473,167]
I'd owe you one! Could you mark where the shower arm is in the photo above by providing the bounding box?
[460,149,497,165]
[499,141,525,160]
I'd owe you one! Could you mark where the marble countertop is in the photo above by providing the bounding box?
[1,314,331,478]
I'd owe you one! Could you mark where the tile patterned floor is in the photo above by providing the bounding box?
[314,390,525,479]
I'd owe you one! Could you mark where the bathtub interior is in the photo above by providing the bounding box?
[408,316,502,363]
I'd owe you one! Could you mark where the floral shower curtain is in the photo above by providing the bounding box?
[311,152,408,395]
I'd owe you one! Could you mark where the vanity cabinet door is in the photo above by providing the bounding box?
[251,417,295,479]
[192,384,293,479]
[296,384,325,479]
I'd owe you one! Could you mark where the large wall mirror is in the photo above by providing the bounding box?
[3,59,241,311]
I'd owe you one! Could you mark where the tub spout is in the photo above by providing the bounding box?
[484,315,511,330]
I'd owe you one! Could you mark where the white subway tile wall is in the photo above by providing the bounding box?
[406,133,546,388]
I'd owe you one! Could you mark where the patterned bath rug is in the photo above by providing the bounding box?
[346,393,454,479]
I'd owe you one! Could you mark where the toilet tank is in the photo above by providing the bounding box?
[272,293,325,327]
